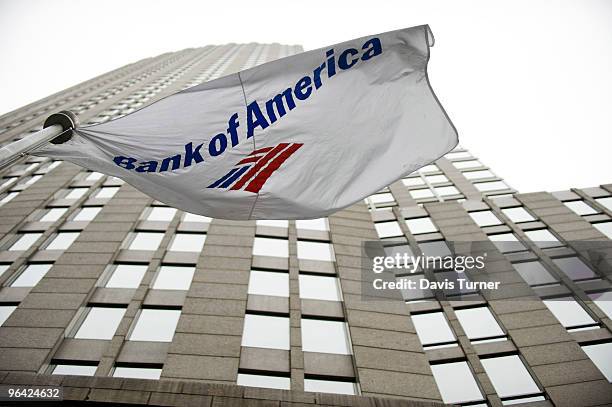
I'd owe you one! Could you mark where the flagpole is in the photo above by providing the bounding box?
[0,111,78,172]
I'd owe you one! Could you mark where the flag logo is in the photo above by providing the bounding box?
[208,143,303,193]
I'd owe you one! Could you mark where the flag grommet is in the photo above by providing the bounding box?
[44,110,79,144]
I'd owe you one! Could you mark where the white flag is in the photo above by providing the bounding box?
[34,25,457,220]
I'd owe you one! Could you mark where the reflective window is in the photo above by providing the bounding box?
[248,270,289,297]
[463,170,494,180]
[543,298,596,329]
[75,307,126,340]
[106,264,148,288]
[113,366,162,380]
[237,374,290,390]
[304,379,357,395]
[45,232,80,250]
[299,275,342,301]
[409,188,435,199]
[513,261,557,286]
[128,232,164,250]
[85,172,104,181]
[253,237,288,257]
[564,200,598,216]
[488,233,526,253]
[11,263,52,287]
[0,191,18,205]
[52,364,97,376]
[426,174,449,184]
[419,241,452,258]
[405,217,437,234]
[152,265,195,290]
[374,221,403,238]
[146,207,177,221]
[435,186,460,196]
[9,232,42,251]
[402,177,424,187]
[455,307,505,341]
[469,211,502,227]
[242,314,289,350]
[183,213,212,223]
[129,309,181,342]
[65,188,88,200]
[257,220,288,228]
[301,319,351,354]
[453,160,482,169]
[593,222,612,239]
[474,181,509,192]
[39,208,68,222]
[296,218,328,231]
[419,164,439,173]
[73,207,102,221]
[0,264,9,278]
[369,192,395,205]
[431,361,483,404]
[95,187,119,198]
[412,312,456,347]
[168,233,206,252]
[297,241,335,261]
[581,342,612,382]
[595,197,612,211]
[0,305,17,326]
[553,257,596,280]
[524,229,562,248]
[480,355,540,399]
[502,207,536,223]
[589,291,612,319]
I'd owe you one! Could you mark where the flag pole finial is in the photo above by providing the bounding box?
[44,110,79,144]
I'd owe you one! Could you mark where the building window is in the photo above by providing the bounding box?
[374,221,403,238]
[419,164,439,173]
[501,207,536,223]
[127,232,164,251]
[74,306,126,340]
[182,212,212,223]
[152,265,195,290]
[402,177,424,187]
[409,188,435,199]
[304,379,357,395]
[513,261,557,286]
[10,263,52,287]
[564,200,598,216]
[0,191,19,206]
[252,237,289,257]
[51,363,97,376]
[469,210,502,227]
[463,170,494,180]
[241,314,290,350]
[480,355,542,402]
[297,241,335,262]
[113,365,163,380]
[0,263,9,278]
[524,229,562,248]
[39,208,68,222]
[589,291,612,319]
[0,305,17,326]
[237,374,290,390]
[593,222,612,239]
[105,264,148,288]
[455,307,505,342]
[301,319,351,354]
[435,186,460,197]
[405,217,438,234]
[94,186,119,199]
[411,312,456,348]
[299,275,342,301]
[474,181,509,192]
[145,207,177,221]
[430,361,483,404]
[453,160,482,169]
[488,233,527,253]
[296,218,328,231]
[581,342,612,382]
[247,270,289,297]
[73,207,102,221]
[8,232,42,251]
[64,188,89,200]
[368,192,395,205]
[45,232,80,251]
[85,172,104,181]
[419,240,452,258]
[543,297,597,330]
[595,197,612,211]
[129,309,181,342]
[552,257,596,280]
[168,233,206,252]
[425,174,449,184]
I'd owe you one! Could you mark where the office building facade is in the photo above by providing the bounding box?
[0,43,611,407]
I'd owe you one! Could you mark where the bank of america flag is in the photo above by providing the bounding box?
[33,25,457,220]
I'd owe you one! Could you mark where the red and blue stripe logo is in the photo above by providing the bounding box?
[208,143,303,193]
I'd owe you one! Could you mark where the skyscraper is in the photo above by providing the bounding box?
[0,43,610,407]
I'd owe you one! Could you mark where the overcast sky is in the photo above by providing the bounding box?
[0,0,610,193]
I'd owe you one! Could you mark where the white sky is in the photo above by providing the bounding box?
[0,0,610,193]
